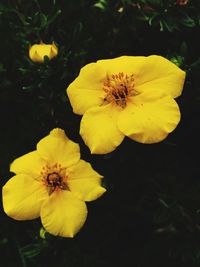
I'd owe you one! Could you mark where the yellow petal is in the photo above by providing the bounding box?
[31,51,43,63]
[80,104,124,154]
[2,174,48,220]
[67,63,106,115]
[10,151,45,179]
[97,55,146,76]
[118,90,181,143]
[135,55,186,98]
[37,128,80,167]
[40,190,87,237]
[67,160,106,201]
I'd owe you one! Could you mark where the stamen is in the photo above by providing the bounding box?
[103,72,138,108]
[40,163,69,195]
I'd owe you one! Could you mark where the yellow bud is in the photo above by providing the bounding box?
[29,41,58,63]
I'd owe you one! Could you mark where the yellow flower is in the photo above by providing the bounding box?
[2,128,106,238]
[29,42,58,63]
[67,55,186,154]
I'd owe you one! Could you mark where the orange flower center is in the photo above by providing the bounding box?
[41,163,69,195]
[103,72,138,108]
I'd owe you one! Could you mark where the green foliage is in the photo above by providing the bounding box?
[0,0,200,267]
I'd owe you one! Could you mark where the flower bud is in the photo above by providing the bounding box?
[29,42,58,63]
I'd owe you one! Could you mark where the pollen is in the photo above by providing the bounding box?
[103,72,138,108]
[41,163,69,195]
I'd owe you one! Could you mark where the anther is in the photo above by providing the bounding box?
[103,72,136,108]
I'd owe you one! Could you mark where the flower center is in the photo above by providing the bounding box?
[103,72,138,108]
[41,163,69,195]
[47,172,62,187]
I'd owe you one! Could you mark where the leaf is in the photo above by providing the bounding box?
[20,242,47,259]
[47,9,62,25]
[0,63,5,73]
[181,15,195,27]
[94,0,107,10]
[159,198,170,208]
[40,13,48,29]
[180,41,188,56]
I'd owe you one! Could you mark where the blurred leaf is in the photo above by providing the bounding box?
[0,63,5,73]
[20,242,47,259]
[159,198,170,209]
[40,13,48,29]
[181,14,195,27]
[180,41,188,56]
[47,9,62,25]
[94,0,108,10]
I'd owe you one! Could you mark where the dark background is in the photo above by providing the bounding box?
[1,0,200,266]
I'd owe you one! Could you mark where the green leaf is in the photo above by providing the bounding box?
[94,0,107,10]
[181,15,195,27]
[0,63,5,73]
[180,41,188,56]
[40,13,48,29]
[20,242,47,259]
[47,9,62,25]
[158,198,170,208]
